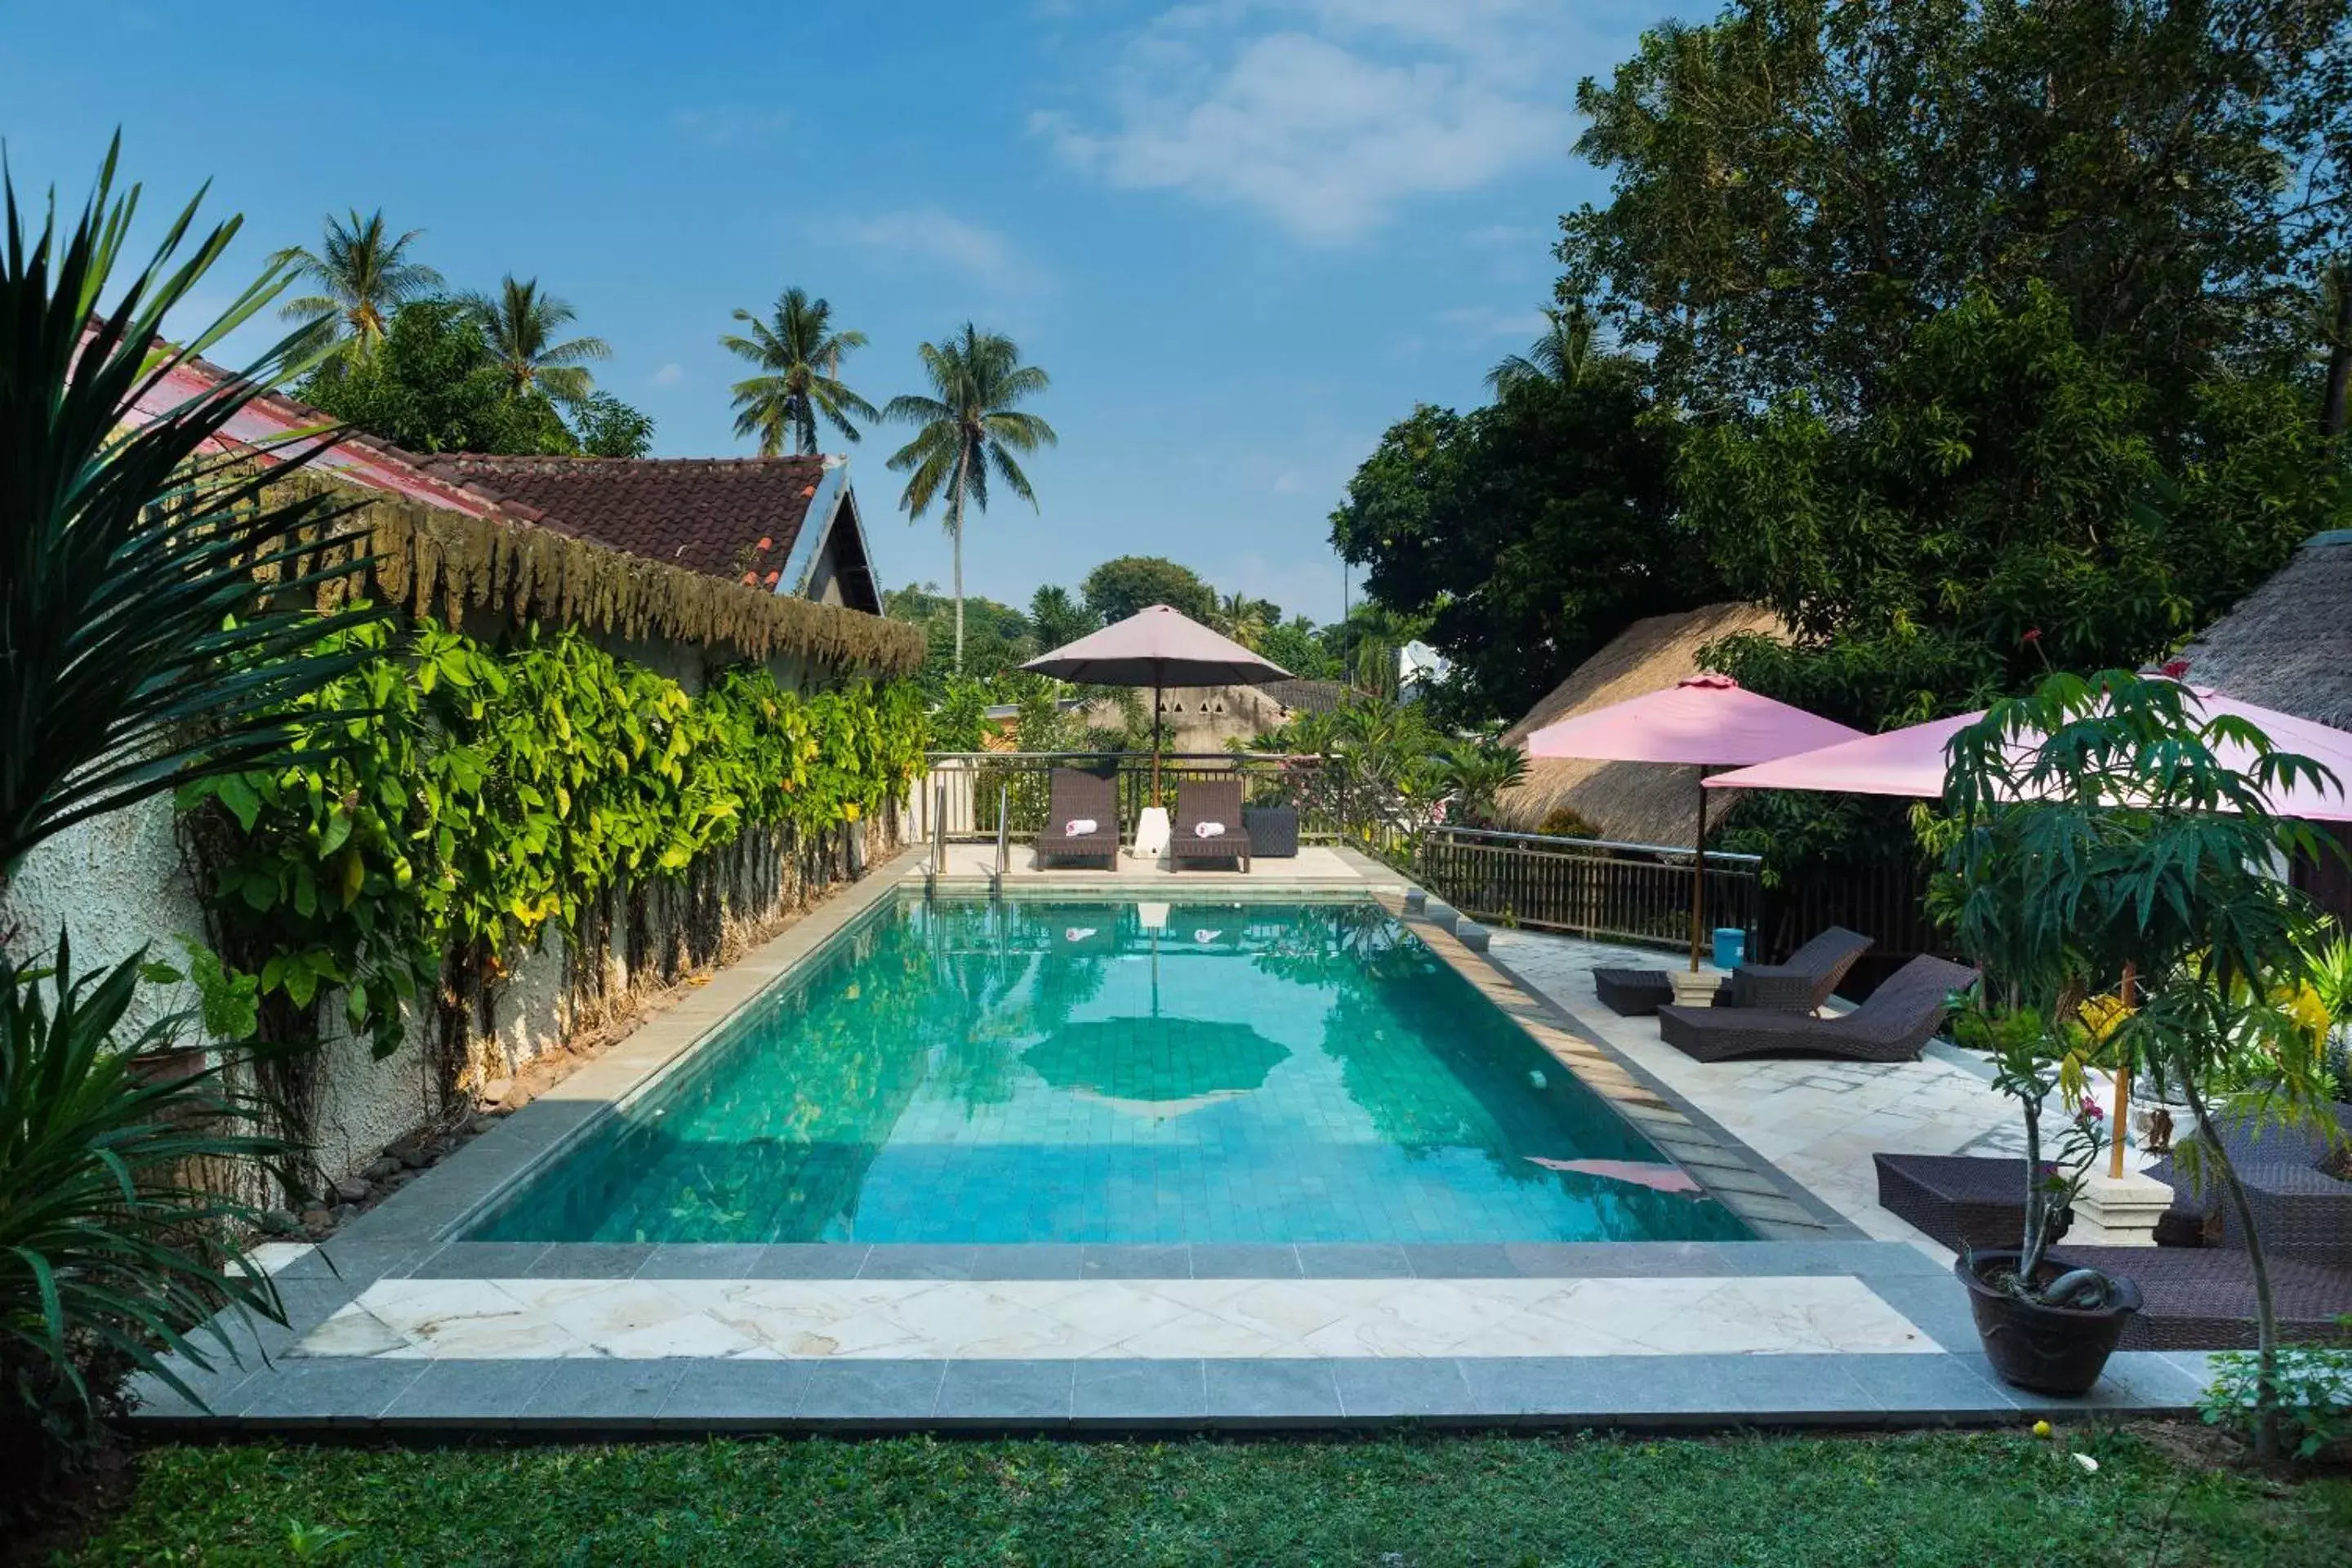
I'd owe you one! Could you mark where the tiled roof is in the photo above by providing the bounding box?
[1256,678,1351,715]
[416,453,833,588]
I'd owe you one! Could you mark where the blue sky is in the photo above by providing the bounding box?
[3,1,1676,623]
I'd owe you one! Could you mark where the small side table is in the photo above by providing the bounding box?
[1130,806,1171,862]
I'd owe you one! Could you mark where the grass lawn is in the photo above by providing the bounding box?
[50,1427,2352,1566]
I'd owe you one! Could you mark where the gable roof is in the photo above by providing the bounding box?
[2176,532,2352,728]
[118,347,920,672]
[1256,678,1351,715]
[412,452,879,612]
[1497,602,1788,845]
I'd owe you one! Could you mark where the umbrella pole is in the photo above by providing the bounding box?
[1689,773,1708,973]
[1152,669,1165,808]
[2109,961,2137,1178]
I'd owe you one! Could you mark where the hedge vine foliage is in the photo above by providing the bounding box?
[176,614,927,1055]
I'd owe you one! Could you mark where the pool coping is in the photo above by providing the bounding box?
[127,848,2210,1435]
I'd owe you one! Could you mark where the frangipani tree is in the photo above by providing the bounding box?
[1940,669,2339,1458]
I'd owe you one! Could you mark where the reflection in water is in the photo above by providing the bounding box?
[470,898,1753,1246]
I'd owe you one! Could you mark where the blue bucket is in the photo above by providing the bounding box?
[1712,928,1747,970]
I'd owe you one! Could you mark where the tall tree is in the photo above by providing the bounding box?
[1485,301,1597,394]
[1212,591,1272,652]
[723,287,879,457]
[462,275,608,407]
[884,325,1057,671]
[1562,0,2351,416]
[1080,556,1215,626]
[1332,362,1706,724]
[1027,585,1097,651]
[272,209,443,365]
[298,300,574,456]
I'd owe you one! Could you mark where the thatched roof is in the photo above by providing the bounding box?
[2176,532,2352,728]
[1494,602,1788,846]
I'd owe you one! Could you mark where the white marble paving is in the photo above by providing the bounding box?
[295,1274,1936,1361]
[1486,931,2148,1258]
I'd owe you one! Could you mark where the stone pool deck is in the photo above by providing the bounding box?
[127,851,2216,1436]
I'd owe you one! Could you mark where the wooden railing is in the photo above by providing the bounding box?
[1410,826,1764,952]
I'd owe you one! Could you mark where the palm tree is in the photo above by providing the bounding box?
[273,209,443,364]
[461,275,609,407]
[885,325,1058,671]
[1485,301,1597,394]
[721,287,880,457]
[1028,585,1096,651]
[1213,592,1271,652]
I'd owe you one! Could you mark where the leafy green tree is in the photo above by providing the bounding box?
[1258,615,1339,683]
[1686,286,2343,731]
[1562,0,2350,417]
[272,208,443,365]
[463,274,609,407]
[723,287,880,457]
[1027,585,1097,651]
[569,391,656,458]
[1332,363,1707,724]
[1080,555,1215,626]
[299,300,575,456]
[885,326,1057,671]
[885,584,1031,691]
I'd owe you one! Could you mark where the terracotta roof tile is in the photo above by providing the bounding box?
[416,453,835,584]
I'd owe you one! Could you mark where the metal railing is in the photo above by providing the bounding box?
[1410,826,1764,952]
[914,752,1337,842]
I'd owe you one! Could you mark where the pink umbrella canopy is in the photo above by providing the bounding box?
[1524,674,1866,765]
[1521,675,1866,971]
[1702,684,2352,822]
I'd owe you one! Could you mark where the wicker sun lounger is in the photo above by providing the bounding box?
[1728,925,1872,1013]
[2046,1245,2352,1351]
[1656,954,1978,1063]
[1033,768,1121,869]
[1592,968,1731,1016]
[1168,778,1250,870]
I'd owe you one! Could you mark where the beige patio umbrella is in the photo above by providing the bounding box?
[1022,604,1290,804]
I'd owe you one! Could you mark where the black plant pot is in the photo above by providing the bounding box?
[1957,1250,2142,1396]
[1243,805,1300,858]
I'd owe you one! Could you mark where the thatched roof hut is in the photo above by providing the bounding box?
[1494,602,1788,845]
[2176,531,2352,727]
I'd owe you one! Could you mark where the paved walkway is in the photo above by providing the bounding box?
[1486,931,2031,1257]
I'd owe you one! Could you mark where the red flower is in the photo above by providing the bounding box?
[2160,657,2191,679]
[2079,1097,2105,1122]
[2021,627,2042,644]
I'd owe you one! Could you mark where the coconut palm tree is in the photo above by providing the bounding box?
[1213,592,1272,652]
[721,287,879,457]
[461,275,609,407]
[1485,301,1597,394]
[884,325,1058,671]
[272,209,443,364]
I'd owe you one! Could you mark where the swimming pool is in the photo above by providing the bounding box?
[467,898,1752,1246]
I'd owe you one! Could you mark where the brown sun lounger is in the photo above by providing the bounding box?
[1033,768,1121,869]
[1729,925,1872,1013]
[1169,777,1250,871]
[1656,954,1978,1063]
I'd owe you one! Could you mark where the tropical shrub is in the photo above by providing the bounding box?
[0,939,288,1511]
[0,142,375,1496]
[2201,1318,2352,1462]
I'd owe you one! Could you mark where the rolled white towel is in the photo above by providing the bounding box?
[1194,821,1227,838]
[1064,817,1098,835]
[1064,926,1098,942]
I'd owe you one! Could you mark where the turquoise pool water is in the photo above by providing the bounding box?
[468,898,1753,1245]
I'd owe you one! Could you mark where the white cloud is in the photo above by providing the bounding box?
[1038,1,1601,243]
[839,210,1044,297]
[652,363,685,388]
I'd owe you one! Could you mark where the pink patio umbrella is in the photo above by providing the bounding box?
[1702,677,2352,1173]
[1521,675,1866,970]
[1701,685,2352,821]
[1022,604,1290,805]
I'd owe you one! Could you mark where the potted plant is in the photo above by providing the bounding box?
[1937,669,2340,1422]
